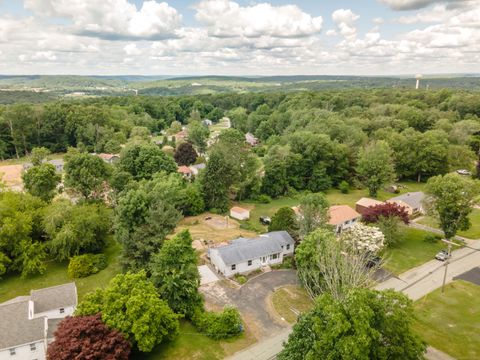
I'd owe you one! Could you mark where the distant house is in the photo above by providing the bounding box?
[189,163,206,176]
[177,165,193,179]
[202,119,213,126]
[230,206,250,221]
[175,129,188,142]
[387,192,426,215]
[97,153,120,164]
[0,283,77,360]
[355,197,383,216]
[209,231,295,277]
[245,132,258,146]
[328,205,361,234]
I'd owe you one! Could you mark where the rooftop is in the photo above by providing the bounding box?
[328,205,360,225]
[0,300,45,350]
[177,165,192,174]
[388,192,425,210]
[356,197,383,207]
[31,282,77,314]
[212,231,294,266]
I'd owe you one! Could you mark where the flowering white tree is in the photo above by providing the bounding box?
[340,223,385,254]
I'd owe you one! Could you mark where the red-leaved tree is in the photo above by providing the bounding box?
[47,314,131,360]
[362,202,410,224]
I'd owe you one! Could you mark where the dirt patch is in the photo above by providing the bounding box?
[176,213,258,246]
[0,165,23,190]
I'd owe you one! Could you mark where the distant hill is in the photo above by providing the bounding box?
[0,74,479,104]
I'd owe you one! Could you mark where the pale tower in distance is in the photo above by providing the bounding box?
[415,74,423,89]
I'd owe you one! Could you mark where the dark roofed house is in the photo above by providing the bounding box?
[209,231,295,277]
[0,283,77,360]
[387,192,426,215]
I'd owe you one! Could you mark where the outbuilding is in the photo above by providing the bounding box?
[230,206,250,221]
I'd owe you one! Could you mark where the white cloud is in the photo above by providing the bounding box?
[373,17,385,24]
[124,43,142,55]
[332,9,359,41]
[378,0,476,10]
[24,0,182,40]
[194,0,322,38]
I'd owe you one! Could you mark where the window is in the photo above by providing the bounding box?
[286,244,290,250]
[247,260,252,266]
[59,308,65,314]
[231,264,236,271]
[270,253,278,260]
[30,343,36,351]
[9,348,15,356]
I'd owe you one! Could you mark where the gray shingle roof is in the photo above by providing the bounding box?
[31,282,77,313]
[389,192,425,210]
[47,318,63,340]
[214,231,294,266]
[0,300,45,350]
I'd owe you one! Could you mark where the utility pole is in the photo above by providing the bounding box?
[441,242,452,293]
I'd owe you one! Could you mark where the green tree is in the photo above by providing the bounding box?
[297,193,329,238]
[43,200,111,261]
[30,147,51,166]
[268,207,298,237]
[22,163,61,202]
[200,150,230,211]
[76,271,180,352]
[64,152,110,198]
[114,173,183,270]
[356,141,395,197]
[279,289,426,360]
[188,121,210,153]
[119,143,177,180]
[150,230,203,318]
[426,173,480,239]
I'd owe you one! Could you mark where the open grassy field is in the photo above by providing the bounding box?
[0,237,122,303]
[135,320,256,360]
[383,226,446,275]
[270,285,314,324]
[413,280,480,359]
[417,209,480,239]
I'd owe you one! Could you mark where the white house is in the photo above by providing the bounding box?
[245,133,258,146]
[23,159,64,173]
[230,206,250,221]
[0,283,77,360]
[328,205,361,234]
[189,163,206,176]
[209,231,295,277]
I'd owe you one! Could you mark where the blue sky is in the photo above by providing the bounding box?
[0,0,478,75]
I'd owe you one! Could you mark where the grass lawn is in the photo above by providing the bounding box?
[270,285,314,324]
[383,226,446,275]
[0,237,122,303]
[413,280,480,359]
[417,209,480,239]
[135,320,256,360]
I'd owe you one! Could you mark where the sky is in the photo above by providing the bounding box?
[0,0,479,76]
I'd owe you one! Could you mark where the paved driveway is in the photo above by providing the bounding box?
[201,270,298,339]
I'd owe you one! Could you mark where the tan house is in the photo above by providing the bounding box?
[355,197,383,216]
[328,205,361,234]
[230,206,250,221]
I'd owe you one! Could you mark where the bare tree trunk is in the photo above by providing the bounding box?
[7,119,19,159]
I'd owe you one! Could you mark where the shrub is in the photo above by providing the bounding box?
[68,254,108,278]
[257,194,272,204]
[424,234,441,243]
[193,307,243,340]
[235,275,247,285]
[339,181,350,194]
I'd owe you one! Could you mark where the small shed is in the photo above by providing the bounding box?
[230,206,250,221]
[355,197,383,216]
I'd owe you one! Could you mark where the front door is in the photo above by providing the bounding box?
[261,256,267,264]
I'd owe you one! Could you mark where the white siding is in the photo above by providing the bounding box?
[0,341,46,360]
[210,245,294,278]
[335,217,360,234]
[230,210,250,221]
[33,306,75,320]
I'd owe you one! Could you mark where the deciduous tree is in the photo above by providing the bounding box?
[76,271,180,353]
[64,152,110,198]
[47,314,131,360]
[174,141,197,166]
[22,163,61,202]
